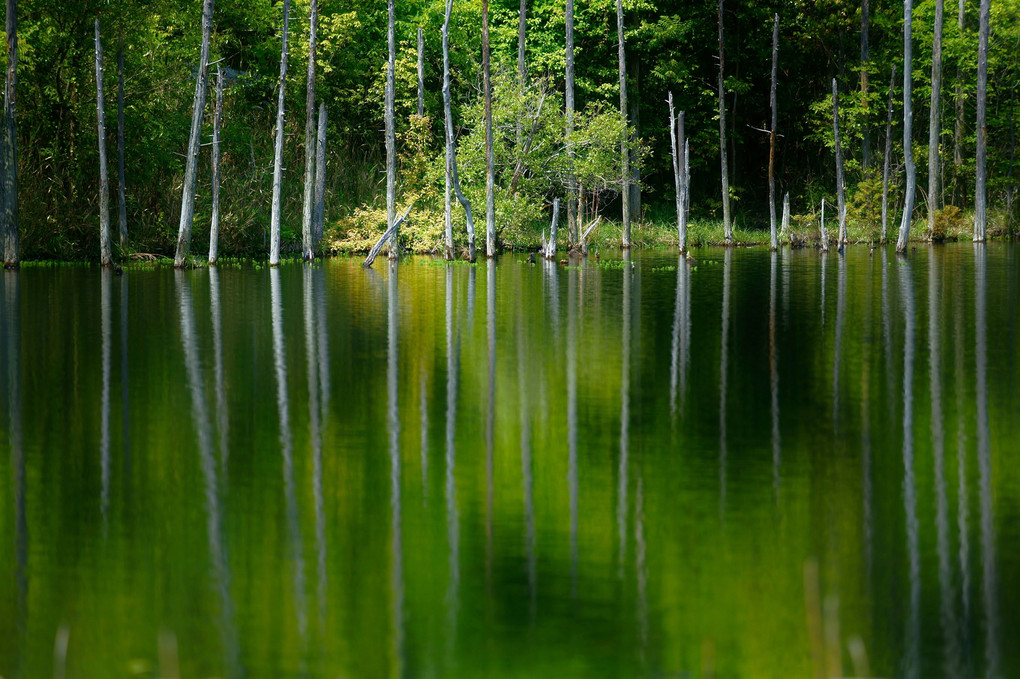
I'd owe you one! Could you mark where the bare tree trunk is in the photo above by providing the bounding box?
[896,0,916,254]
[417,27,425,117]
[2,0,18,268]
[313,103,327,248]
[669,92,682,249]
[175,0,214,268]
[117,37,127,250]
[301,0,318,261]
[928,0,944,240]
[616,0,630,247]
[820,198,829,251]
[484,0,495,257]
[769,14,779,251]
[953,0,965,204]
[518,0,527,85]
[545,197,559,259]
[628,54,641,220]
[442,0,475,261]
[209,66,223,264]
[833,79,848,251]
[386,0,397,258]
[861,0,871,169]
[973,0,989,241]
[95,19,112,267]
[679,112,689,251]
[717,0,732,243]
[781,191,790,240]
[566,0,577,247]
[882,65,896,243]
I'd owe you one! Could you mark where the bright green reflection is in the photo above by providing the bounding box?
[1,244,1019,678]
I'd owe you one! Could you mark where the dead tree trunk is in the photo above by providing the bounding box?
[518,0,527,84]
[679,111,689,251]
[175,0,214,268]
[973,0,989,241]
[313,102,327,247]
[116,37,127,250]
[483,0,496,257]
[417,27,425,117]
[209,66,223,264]
[2,0,18,268]
[769,14,779,251]
[717,0,732,243]
[616,0,631,247]
[882,64,896,243]
[833,79,848,251]
[442,0,476,261]
[565,0,577,247]
[953,0,965,204]
[820,198,829,251]
[301,0,318,261]
[669,92,682,249]
[861,0,871,169]
[545,197,559,259]
[927,0,944,239]
[781,192,790,239]
[385,0,397,258]
[95,19,112,267]
[269,0,290,266]
[895,0,916,254]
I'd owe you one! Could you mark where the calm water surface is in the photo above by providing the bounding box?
[1,243,1018,678]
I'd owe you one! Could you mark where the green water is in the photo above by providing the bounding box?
[1,244,1018,678]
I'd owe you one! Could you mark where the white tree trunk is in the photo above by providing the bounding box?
[545,197,559,259]
[518,0,527,85]
[442,0,476,261]
[301,0,318,261]
[882,65,896,243]
[861,0,871,169]
[833,79,848,251]
[896,0,916,253]
[417,27,424,117]
[973,0,990,241]
[209,66,223,264]
[927,0,944,239]
[117,39,127,250]
[269,0,290,266]
[769,14,779,250]
[95,19,112,267]
[484,0,496,257]
[781,191,790,239]
[565,0,577,247]
[386,0,397,257]
[820,198,829,251]
[313,103,327,248]
[617,0,630,247]
[717,0,732,242]
[669,92,682,250]
[175,0,214,268]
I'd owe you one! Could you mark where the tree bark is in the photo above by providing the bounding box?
[442,0,476,261]
[565,0,577,247]
[820,198,828,250]
[2,0,18,268]
[313,102,327,247]
[518,0,527,85]
[95,19,112,267]
[209,66,223,264]
[833,79,847,251]
[953,0,965,203]
[417,27,424,117]
[483,0,495,257]
[117,37,127,250]
[896,0,916,254]
[882,65,896,242]
[616,0,630,247]
[679,111,689,250]
[302,0,318,261]
[717,0,732,243]
[781,191,790,239]
[386,0,397,257]
[927,0,944,239]
[769,14,779,251]
[545,197,559,259]
[861,0,871,169]
[628,53,641,220]
[175,0,214,268]
[669,92,682,250]
[973,0,989,241]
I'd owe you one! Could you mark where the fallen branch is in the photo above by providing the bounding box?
[579,216,601,255]
[364,204,413,267]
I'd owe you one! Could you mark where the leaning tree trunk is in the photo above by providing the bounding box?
[895,0,916,254]
[209,66,223,264]
[669,92,682,250]
[269,0,290,266]
[116,37,127,250]
[769,13,779,251]
[616,0,631,247]
[2,0,18,268]
[301,0,318,261]
[313,103,327,247]
[483,0,496,257]
[882,65,896,243]
[175,0,214,268]
[973,0,989,242]
[565,0,577,247]
[861,0,871,169]
[927,0,944,240]
[417,27,425,117]
[717,0,732,243]
[679,111,689,250]
[385,0,397,258]
[442,0,476,261]
[95,19,112,267]
[833,79,848,251]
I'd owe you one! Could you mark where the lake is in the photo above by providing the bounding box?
[1,243,1018,678]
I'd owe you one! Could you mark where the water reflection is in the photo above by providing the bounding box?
[567,264,579,596]
[388,261,404,678]
[120,273,131,478]
[670,254,690,420]
[304,265,328,621]
[881,248,896,416]
[618,250,631,576]
[832,253,845,430]
[210,267,229,467]
[820,249,827,328]
[517,300,536,619]
[719,248,731,516]
[101,269,112,524]
[486,261,496,589]
[3,271,27,650]
[898,259,920,679]
[769,250,780,498]
[444,264,461,657]
[954,288,972,673]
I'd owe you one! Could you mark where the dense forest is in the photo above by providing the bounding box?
[1,0,1018,261]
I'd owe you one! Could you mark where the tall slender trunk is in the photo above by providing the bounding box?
[669,92,682,249]
[95,19,112,267]
[209,66,223,264]
[679,112,689,250]
[820,197,828,250]
[861,0,871,169]
[175,0,214,268]
[416,28,425,118]
[896,0,916,254]
[973,0,990,241]
[833,79,848,251]
[386,0,397,257]
[882,65,896,242]
[953,0,965,203]
[484,0,495,257]
[566,0,577,247]
[117,37,127,250]
[443,0,476,261]
[313,103,327,247]
[2,0,18,268]
[301,0,318,261]
[616,0,630,246]
[769,14,779,250]
[518,0,527,85]
[928,0,944,239]
[717,0,732,242]
[628,54,641,219]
